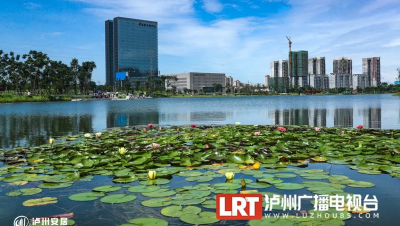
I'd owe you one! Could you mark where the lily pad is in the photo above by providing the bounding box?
[68,192,105,201]
[275,183,305,190]
[128,185,161,193]
[180,212,219,225]
[141,189,176,197]
[141,198,172,207]
[100,194,137,204]
[7,188,42,196]
[347,181,375,188]
[93,185,121,193]
[23,197,58,206]
[124,217,168,226]
[161,205,201,217]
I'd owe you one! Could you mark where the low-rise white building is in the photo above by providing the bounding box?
[165,72,226,93]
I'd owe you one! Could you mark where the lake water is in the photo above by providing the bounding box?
[0,94,399,149]
[0,94,400,226]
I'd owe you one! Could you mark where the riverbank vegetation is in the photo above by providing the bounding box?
[0,50,96,95]
[1,124,399,225]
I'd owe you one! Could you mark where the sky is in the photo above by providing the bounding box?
[1,0,400,85]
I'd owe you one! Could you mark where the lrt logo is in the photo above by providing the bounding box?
[216,194,263,220]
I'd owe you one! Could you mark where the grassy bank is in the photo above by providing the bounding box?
[0,93,73,103]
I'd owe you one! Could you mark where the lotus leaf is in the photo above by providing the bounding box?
[23,197,58,206]
[161,205,201,217]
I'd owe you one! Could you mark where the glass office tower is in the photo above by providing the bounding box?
[105,17,158,86]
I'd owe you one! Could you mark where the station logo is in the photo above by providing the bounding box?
[14,216,29,226]
[216,194,263,220]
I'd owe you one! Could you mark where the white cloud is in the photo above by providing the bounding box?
[41,32,66,38]
[24,2,41,9]
[202,0,224,13]
[71,0,400,83]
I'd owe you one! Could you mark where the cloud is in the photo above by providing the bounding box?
[202,0,224,13]
[71,0,400,83]
[24,2,41,9]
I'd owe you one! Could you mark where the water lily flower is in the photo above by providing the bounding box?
[95,132,102,138]
[84,133,91,138]
[277,126,287,132]
[225,172,234,180]
[235,122,241,125]
[152,143,160,149]
[241,178,246,188]
[341,131,345,135]
[159,127,162,131]
[191,124,196,128]
[148,123,153,128]
[49,138,54,145]
[315,127,321,132]
[205,144,210,149]
[143,128,147,133]
[148,170,157,180]
[357,125,364,129]
[253,162,261,170]
[118,147,128,155]
[254,132,261,136]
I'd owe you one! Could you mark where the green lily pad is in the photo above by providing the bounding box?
[246,182,271,189]
[7,188,42,196]
[275,183,305,190]
[142,189,176,197]
[257,178,283,184]
[347,181,375,188]
[180,212,220,225]
[128,185,161,193]
[124,217,168,226]
[141,198,172,207]
[38,182,73,189]
[68,192,105,201]
[274,173,297,178]
[100,194,137,204]
[161,205,201,217]
[202,199,217,209]
[93,185,121,193]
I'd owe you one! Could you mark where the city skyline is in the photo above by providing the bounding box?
[1,0,400,85]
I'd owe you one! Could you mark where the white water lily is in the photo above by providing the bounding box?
[118,147,128,155]
[84,133,91,138]
[148,170,157,180]
[95,132,102,138]
[49,138,54,145]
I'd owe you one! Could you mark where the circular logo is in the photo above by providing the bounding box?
[14,216,30,226]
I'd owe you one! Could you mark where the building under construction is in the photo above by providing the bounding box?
[362,57,381,87]
[333,57,352,74]
[290,50,308,87]
[308,57,325,75]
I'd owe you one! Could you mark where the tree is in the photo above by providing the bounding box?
[171,85,177,95]
[135,80,141,93]
[22,50,50,94]
[70,58,80,95]
[397,68,400,81]
[79,61,96,95]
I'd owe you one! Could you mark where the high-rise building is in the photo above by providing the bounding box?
[329,73,353,89]
[333,57,352,74]
[265,75,270,87]
[353,74,369,90]
[362,57,381,87]
[166,72,226,93]
[289,51,308,87]
[308,57,325,75]
[105,17,158,86]
[225,76,233,87]
[269,60,288,93]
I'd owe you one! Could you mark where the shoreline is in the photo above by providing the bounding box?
[0,92,397,104]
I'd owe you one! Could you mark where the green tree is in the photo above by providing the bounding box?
[70,58,80,95]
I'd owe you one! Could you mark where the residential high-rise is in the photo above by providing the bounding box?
[289,51,308,87]
[269,60,288,93]
[308,57,325,75]
[362,57,381,87]
[333,57,352,74]
[105,17,158,86]
[225,76,233,87]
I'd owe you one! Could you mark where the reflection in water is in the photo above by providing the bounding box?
[334,108,353,128]
[0,95,391,149]
[0,114,92,148]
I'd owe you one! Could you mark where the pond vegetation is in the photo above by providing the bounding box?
[1,124,400,225]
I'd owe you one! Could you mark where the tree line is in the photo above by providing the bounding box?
[0,50,97,95]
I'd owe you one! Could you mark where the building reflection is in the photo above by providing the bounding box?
[363,107,381,129]
[267,107,381,129]
[160,111,230,123]
[106,111,159,128]
[0,114,93,149]
[334,108,353,128]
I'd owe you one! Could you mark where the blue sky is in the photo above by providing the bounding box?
[1,0,400,85]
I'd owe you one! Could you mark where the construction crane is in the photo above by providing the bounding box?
[286,36,292,89]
